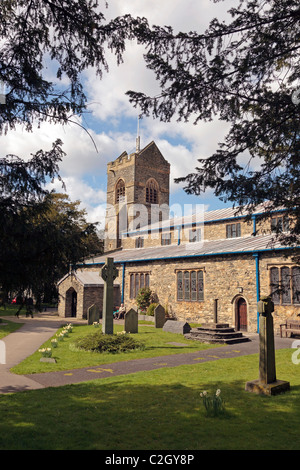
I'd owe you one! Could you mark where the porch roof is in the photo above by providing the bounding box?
[57,269,120,287]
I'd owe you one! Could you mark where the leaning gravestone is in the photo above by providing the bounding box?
[163,320,191,335]
[124,308,138,333]
[88,304,100,325]
[154,304,166,328]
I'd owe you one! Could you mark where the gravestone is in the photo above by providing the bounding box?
[154,304,166,328]
[163,320,191,335]
[245,297,290,395]
[88,304,100,325]
[100,257,118,335]
[0,340,6,364]
[124,308,138,333]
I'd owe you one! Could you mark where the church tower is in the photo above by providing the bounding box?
[104,141,170,252]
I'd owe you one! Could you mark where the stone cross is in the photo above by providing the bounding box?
[257,297,276,385]
[245,297,290,395]
[100,257,118,335]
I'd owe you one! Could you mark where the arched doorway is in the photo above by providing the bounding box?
[71,290,77,317]
[65,287,77,318]
[236,297,247,331]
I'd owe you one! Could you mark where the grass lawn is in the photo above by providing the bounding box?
[0,319,24,339]
[1,310,300,450]
[11,322,221,374]
[0,349,299,450]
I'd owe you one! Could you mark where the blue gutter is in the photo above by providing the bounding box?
[252,214,257,235]
[253,253,260,333]
[177,226,181,245]
[121,263,125,304]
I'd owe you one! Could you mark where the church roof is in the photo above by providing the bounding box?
[123,201,285,236]
[57,270,119,286]
[83,233,294,266]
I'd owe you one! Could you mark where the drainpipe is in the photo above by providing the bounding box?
[177,226,181,245]
[252,214,257,236]
[121,263,126,304]
[253,252,260,332]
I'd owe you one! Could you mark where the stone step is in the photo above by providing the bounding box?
[184,332,250,344]
[189,330,245,340]
[184,323,251,344]
[191,326,237,334]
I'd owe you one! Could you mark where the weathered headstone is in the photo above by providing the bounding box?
[100,257,118,335]
[88,304,100,325]
[124,308,138,333]
[163,320,191,335]
[154,304,166,328]
[245,297,290,395]
[0,340,6,364]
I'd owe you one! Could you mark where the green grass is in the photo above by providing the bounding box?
[0,319,23,339]
[0,305,33,316]
[0,349,299,450]
[11,323,220,374]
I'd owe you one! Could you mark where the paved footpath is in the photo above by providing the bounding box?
[0,314,296,394]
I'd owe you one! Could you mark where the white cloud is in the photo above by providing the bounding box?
[48,176,107,225]
[1,1,238,224]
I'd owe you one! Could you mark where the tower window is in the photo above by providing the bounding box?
[116,179,125,203]
[146,179,158,204]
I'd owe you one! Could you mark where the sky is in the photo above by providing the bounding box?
[1,0,237,231]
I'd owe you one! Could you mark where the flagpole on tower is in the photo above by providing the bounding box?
[136,113,141,152]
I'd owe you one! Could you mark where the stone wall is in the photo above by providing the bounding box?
[58,275,83,318]
[110,251,300,334]
[120,255,258,331]
[58,274,120,319]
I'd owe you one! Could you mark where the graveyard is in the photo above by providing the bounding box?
[1,300,300,450]
[1,265,299,450]
[0,325,299,450]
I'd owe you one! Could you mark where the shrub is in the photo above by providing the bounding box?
[136,287,152,311]
[73,331,145,354]
[147,303,158,316]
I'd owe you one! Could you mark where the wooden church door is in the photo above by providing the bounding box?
[236,297,247,331]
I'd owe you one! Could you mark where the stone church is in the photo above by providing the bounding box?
[57,140,300,334]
